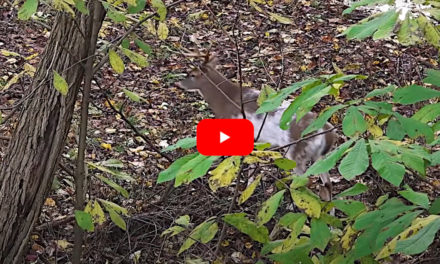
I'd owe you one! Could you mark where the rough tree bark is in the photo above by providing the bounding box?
[0,6,105,263]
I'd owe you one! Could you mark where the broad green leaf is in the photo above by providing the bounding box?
[109,49,125,74]
[335,183,368,198]
[305,139,355,176]
[417,15,440,49]
[238,175,262,205]
[342,106,367,137]
[401,149,427,177]
[161,225,185,237]
[290,187,321,218]
[290,175,309,189]
[107,207,126,230]
[257,84,276,106]
[157,22,169,40]
[423,69,440,87]
[268,244,314,264]
[399,185,430,209]
[162,137,196,152]
[175,154,219,187]
[157,153,198,183]
[261,240,284,255]
[338,139,369,180]
[333,200,366,219]
[100,159,124,168]
[429,197,440,214]
[301,104,345,137]
[310,218,331,251]
[274,158,296,171]
[152,0,167,21]
[107,9,127,23]
[371,151,405,186]
[98,199,128,215]
[127,0,146,14]
[208,156,241,192]
[18,0,38,20]
[121,48,148,67]
[386,119,405,140]
[134,39,153,56]
[412,103,440,123]
[254,142,271,151]
[342,0,390,15]
[395,114,434,143]
[53,71,69,96]
[268,12,293,24]
[395,217,440,255]
[344,10,397,40]
[75,210,94,232]
[256,190,285,225]
[175,215,190,228]
[393,84,440,105]
[223,213,269,243]
[256,78,317,114]
[372,10,398,40]
[122,88,144,102]
[360,101,393,115]
[96,174,129,198]
[398,14,420,46]
[279,212,307,230]
[74,0,89,15]
[88,162,134,181]
[432,151,440,166]
[376,194,389,207]
[365,85,396,98]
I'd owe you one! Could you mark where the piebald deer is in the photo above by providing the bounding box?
[177,56,336,201]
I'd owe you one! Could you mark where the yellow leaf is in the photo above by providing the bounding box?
[209,156,241,192]
[341,225,356,251]
[157,22,169,40]
[144,19,156,35]
[268,12,293,24]
[377,215,440,260]
[250,1,263,12]
[0,49,21,57]
[56,239,72,249]
[109,49,125,74]
[25,53,39,60]
[290,188,321,218]
[368,124,383,138]
[2,71,25,91]
[91,200,106,225]
[53,70,69,96]
[44,197,56,207]
[238,175,262,204]
[101,143,112,150]
[24,63,36,77]
[244,151,282,164]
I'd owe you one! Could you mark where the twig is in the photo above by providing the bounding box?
[271,125,341,151]
[214,156,245,258]
[232,8,246,119]
[35,215,75,231]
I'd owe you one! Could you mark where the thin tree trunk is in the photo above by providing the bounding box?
[0,8,105,263]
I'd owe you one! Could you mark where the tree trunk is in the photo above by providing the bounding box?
[0,7,105,263]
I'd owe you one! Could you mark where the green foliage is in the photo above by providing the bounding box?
[256,190,285,225]
[335,183,368,198]
[339,139,369,180]
[75,210,94,232]
[18,0,39,20]
[109,49,125,74]
[223,213,269,243]
[53,70,69,96]
[162,137,196,152]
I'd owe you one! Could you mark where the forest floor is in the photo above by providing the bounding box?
[1,0,440,263]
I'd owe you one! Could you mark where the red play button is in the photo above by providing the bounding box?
[197,119,254,156]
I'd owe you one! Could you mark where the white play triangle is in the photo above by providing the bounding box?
[220,131,230,143]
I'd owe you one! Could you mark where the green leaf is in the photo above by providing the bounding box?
[417,15,440,49]
[256,190,285,225]
[208,156,241,192]
[98,199,128,215]
[122,88,145,102]
[74,0,89,15]
[157,153,198,184]
[344,10,398,40]
[342,0,390,15]
[96,174,129,198]
[256,78,318,114]
[100,159,124,168]
[429,197,440,214]
[107,207,127,230]
[305,139,355,176]
[261,240,283,255]
[152,0,167,21]
[175,215,190,227]
[274,158,296,171]
[310,218,331,251]
[395,114,434,143]
[75,210,94,232]
[301,104,345,137]
[18,0,38,20]
[162,137,196,152]
[396,217,440,255]
[338,139,369,180]
[393,85,440,105]
[107,9,127,23]
[257,84,276,106]
[157,22,169,40]
[342,106,367,137]
[121,48,148,67]
[423,69,440,86]
[178,219,218,253]
[290,187,321,218]
[268,244,314,264]
[238,175,262,205]
[223,213,269,243]
[255,142,271,151]
[365,85,396,98]
[88,162,134,181]
[53,70,69,96]
[121,39,130,49]
[108,49,125,74]
[432,151,440,166]
[161,225,185,237]
[134,39,153,56]
[335,183,368,198]
[386,119,406,140]
[268,12,293,24]
[371,151,405,186]
[127,0,146,14]
[333,200,366,219]
[399,186,430,209]
[398,14,420,46]
[175,154,220,187]
[372,10,398,40]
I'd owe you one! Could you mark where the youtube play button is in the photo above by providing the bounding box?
[197,119,254,156]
